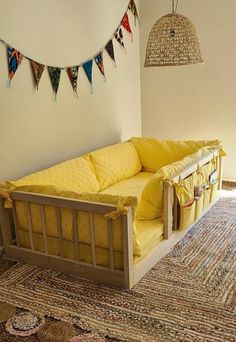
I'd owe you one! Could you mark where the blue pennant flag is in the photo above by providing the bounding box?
[83,60,93,85]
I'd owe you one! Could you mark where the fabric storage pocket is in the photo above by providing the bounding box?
[203,188,211,209]
[195,194,203,220]
[210,182,218,203]
[179,201,196,231]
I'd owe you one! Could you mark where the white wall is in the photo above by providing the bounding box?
[0,0,141,181]
[140,0,236,181]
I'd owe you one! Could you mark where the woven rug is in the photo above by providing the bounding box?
[0,197,235,342]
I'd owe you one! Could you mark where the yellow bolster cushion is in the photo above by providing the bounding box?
[5,154,100,194]
[130,137,223,172]
[136,147,212,220]
[90,142,142,190]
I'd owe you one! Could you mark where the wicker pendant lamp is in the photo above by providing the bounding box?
[144,0,203,67]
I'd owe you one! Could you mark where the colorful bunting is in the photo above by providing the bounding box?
[67,66,79,95]
[48,67,61,97]
[8,47,23,83]
[95,53,105,78]
[1,0,138,97]
[105,40,116,64]
[128,0,139,25]
[115,28,126,51]
[31,61,45,89]
[121,13,132,36]
[83,60,93,93]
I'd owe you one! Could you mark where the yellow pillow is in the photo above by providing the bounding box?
[136,147,211,220]
[131,137,222,172]
[6,154,100,194]
[90,142,142,190]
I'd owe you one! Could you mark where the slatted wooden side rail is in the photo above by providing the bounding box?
[0,192,134,288]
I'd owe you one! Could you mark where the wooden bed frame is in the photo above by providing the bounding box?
[0,148,222,289]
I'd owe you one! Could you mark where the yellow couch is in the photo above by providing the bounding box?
[0,137,224,270]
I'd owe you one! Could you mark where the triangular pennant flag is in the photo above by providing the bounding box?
[128,0,139,25]
[67,66,79,95]
[82,60,93,93]
[8,47,23,84]
[105,40,116,64]
[115,28,126,51]
[121,13,132,35]
[31,60,45,90]
[95,53,105,78]
[48,66,61,97]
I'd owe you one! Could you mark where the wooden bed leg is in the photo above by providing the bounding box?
[0,198,13,254]
[163,180,173,239]
[123,208,134,289]
[218,154,223,190]
[173,190,178,231]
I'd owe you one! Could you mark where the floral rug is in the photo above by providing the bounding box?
[0,198,235,342]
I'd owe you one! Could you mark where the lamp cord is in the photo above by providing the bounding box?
[175,0,179,13]
[172,0,179,13]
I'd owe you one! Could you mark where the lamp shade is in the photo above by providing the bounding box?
[144,13,203,67]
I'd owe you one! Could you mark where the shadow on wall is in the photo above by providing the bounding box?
[0,121,123,182]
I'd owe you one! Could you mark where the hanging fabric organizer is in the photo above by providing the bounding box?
[0,0,138,98]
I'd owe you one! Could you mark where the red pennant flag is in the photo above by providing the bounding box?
[121,13,132,35]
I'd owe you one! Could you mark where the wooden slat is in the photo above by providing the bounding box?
[180,164,197,180]
[122,208,134,289]
[12,203,20,247]
[163,180,173,239]
[108,219,114,271]
[170,149,219,181]
[6,245,124,288]
[89,212,96,266]
[173,191,178,230]
[55,207,64,258]
[218,155,223,190]
[25,203,35,251]
[0,198,13,250]
[11,192,117,213]
[40,205,48,255]
[72,210,79,261]
[198,153,216,167]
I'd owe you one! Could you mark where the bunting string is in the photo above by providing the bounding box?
[0,0,138,97]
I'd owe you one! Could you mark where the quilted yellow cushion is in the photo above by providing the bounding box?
[136,147,212,220]
[100,172,154,201]
[90,142,142,190]
[131,137,222,172]
[6,154,99,193]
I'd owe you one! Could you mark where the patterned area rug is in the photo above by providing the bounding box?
[0,197,235,342]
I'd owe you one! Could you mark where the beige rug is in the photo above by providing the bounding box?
[0,197,235,342]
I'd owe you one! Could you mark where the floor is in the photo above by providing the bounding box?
[0,182,235,341]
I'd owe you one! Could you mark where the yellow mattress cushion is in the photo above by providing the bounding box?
[2,154,100,194]
[131,137,224,172]
[134,218,163,264]
[100,172,154,202]
[136,147,213,220]
[90,142,142,190]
